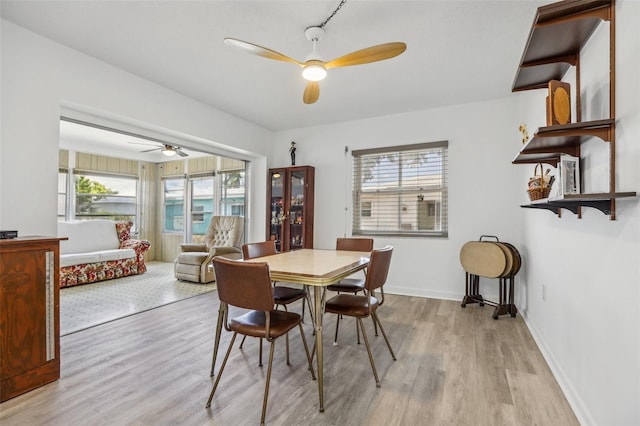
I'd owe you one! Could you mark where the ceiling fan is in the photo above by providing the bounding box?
[224,25,406,104]
[129,141,189,157]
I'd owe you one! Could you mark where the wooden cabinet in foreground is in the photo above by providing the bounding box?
[512,0,635,219]
[0,236,66,402]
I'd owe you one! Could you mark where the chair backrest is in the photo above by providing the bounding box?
[213,257,274,311]
[364,245,393,292]
[242,240,277,260]
[204,216,244,249]
[336,237,374,252]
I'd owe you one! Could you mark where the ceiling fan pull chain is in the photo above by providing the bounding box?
[315,0,347,29]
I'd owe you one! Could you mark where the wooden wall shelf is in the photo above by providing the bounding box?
[521,192,636,217]
[512,0,612,91]
[512,0,636,219]
[512,119,614,165]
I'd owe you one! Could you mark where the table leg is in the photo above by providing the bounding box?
[314,286,324,412]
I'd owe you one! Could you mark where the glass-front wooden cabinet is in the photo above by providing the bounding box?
[267,166,314,252]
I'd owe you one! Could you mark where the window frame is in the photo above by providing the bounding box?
[188,174,216,240]
[72,171,139,225]
[58,169,69,221]
[162,176,186,234]
[219,169,246,217]
[352,141,448,238]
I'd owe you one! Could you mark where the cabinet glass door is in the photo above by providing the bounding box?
[289,170,305,250]
[269,170,285,252]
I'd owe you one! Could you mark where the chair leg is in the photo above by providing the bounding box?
[210,305,225,377]
[359,289,378,337]
[357,318,381,388]
[304,286,315,329]
[298,323,316,380]
[330,313,359,346]
[206,332,238,407]
[280,305,291,365]
[373,312,397,360]
[240,335,265,368]
[286,330,290,365]
[261,340,276,426]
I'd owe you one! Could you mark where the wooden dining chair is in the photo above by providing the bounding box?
[326,237,374,345]
[324,245,396,387]
[241,240,277,260]
[243,241,313,322]
[206,257,316,425]
[240,241,314,366]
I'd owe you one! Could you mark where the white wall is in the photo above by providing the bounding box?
[0,20,271,241]
[516,2,640,425]
[273,96,524,301]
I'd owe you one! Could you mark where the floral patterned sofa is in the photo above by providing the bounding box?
[58,220,151,288]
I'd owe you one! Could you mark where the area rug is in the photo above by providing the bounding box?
[60,262,216,335]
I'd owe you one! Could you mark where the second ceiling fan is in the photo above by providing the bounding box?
[130,141,189,157]
[224,1,406,104]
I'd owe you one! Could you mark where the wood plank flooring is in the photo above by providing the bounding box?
[0,291,578,425]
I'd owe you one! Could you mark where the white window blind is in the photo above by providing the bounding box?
[352,141,448,237]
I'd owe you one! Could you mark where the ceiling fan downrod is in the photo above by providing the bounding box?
[302,27,327,81]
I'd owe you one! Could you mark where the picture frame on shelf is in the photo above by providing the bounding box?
[557,154,580,196]
[547,80,571,126]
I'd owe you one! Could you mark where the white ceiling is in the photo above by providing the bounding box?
[1,0,545,135]
[58,119,211,163]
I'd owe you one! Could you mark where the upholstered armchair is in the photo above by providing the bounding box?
[174,216,244,283]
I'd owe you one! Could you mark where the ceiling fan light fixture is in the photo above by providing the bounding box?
[162,147,177,157]
[302,61,327,81]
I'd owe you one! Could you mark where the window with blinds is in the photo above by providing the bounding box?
[352,141,448,238]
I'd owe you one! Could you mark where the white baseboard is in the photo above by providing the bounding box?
[386,285,499,304]
[520,311,593,426]
[385,285,460,301]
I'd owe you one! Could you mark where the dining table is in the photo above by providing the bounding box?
[241,248,371,412]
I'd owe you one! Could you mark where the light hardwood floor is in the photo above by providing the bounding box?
[0,291,578,425]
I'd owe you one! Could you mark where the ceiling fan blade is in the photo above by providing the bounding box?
[128,141,159,147]
[176,149,189,157]
[140,147,161,153]
[325,42,407,69]
[224,38,302,66]
[303,82,320,104]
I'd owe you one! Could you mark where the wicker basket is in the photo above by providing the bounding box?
[527,163,551,201]
[528,186,551,201]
